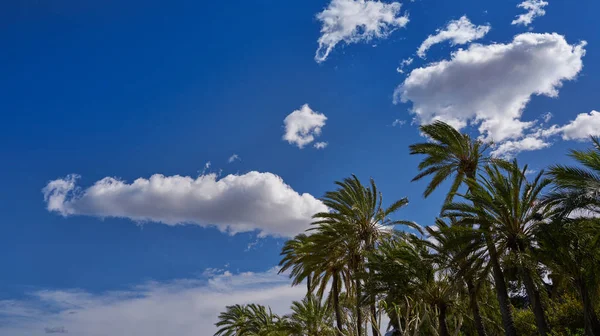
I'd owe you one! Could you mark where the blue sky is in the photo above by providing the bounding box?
[1,0,599,334]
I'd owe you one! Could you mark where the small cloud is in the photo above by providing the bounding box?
[283,104,327,149]
[45,326,67,334]
[313,142,328,149]
[228,154,240,163]
[541,112,553,123]
[512,0,548,26]
[315,0,409,63]
[391,119,406,127]
[417,16,490,59]
[525,169,537,175]
[396,57,413,73]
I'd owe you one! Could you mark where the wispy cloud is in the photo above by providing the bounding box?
[512,0,548,26]
[417,16,490,58]
[313,142,328,149]
[315,0,409,63]
[0,268,303,336]
[228,154,241,163]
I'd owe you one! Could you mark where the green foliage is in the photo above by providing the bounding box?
[215,122,600,336]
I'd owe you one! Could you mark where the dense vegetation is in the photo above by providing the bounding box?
[214,122,600,336]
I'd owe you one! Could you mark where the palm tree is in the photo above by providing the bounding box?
[286,295,336,336]
[312,175,417,336]
[410,121,516,336]
[444,162,552,335]
[546,136,600,217]
[536,218,600,335]
[279,233,315,294]
[215,304,251,336]
[304,223,352,335]
[426,218,489,336]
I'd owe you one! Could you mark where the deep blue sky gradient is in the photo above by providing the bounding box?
[1,0,598,298]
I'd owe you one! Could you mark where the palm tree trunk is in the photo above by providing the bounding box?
[371,304,379,336]
[484,232,517,336]
[438,303,450,336]
[306,275,312,295]
[467,279,487,336]
[332,273,344,335]
[356,277,363,336]
[578,279,600,336]
[521,267,550,335]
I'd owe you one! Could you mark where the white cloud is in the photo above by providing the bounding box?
[42,172,327,238]
[416,16,490,58]
[491,135,550,158]
[512,0,548,26]
[396,57,413,73]
[391,119,406,127]
[315,0,409,63]
[541,112,553,123]
[283,104,327,149]
[559,110,600,140]
[395,33,586,143]
[0,268,304,336]
[313,142,328,149]
[228,154,240,163]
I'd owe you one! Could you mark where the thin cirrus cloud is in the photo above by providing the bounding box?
[416,16,490,58]
[0,268,304,336]
[282,104,327,149]
[512,0,548,26]
[315,0,409,63]
[395,33,586,148]
[228,154,241,163]
[42,172,327,238]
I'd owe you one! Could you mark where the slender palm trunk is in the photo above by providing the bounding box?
[356,277,363,336]
[467,279,487,336]
[438,303,450,336]
[521,267,549,335]
[484,232,517,336]
[371,304,379,336]
[306,275,312,295]
[579,279,600,336]
[332,273,344,335]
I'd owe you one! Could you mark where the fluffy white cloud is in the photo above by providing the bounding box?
[0,268,305,336]
[491,135,550,158]
[396,33,586,143]
[313,142,328,149]
[512,0,548,26]
[417,16,490,58]
[559,110,600,140]
[315,0,409,63]
[283,104,327,149]
[42,172,327,238]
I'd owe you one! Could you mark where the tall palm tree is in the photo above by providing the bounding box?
[279,233,314,294]
[305,223,352,335]
[286,295,336,336]
[444,162,552,335]
[546,136,600,217]
[312,175,417,336]
[410,121,516,336]
[426,218,489,336]
[536,218,600,335]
